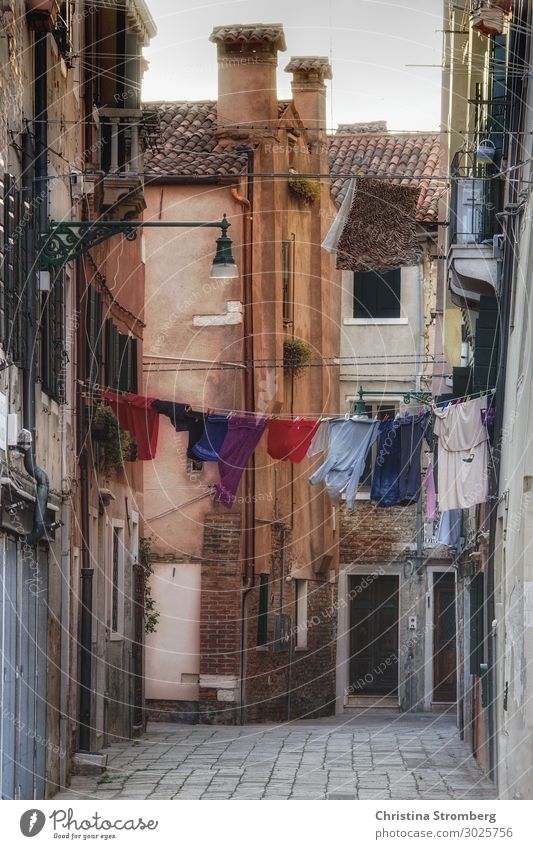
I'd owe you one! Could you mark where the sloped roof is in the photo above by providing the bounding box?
[144,101,248,177]
[329,129,442,223]
[144,102,443,223]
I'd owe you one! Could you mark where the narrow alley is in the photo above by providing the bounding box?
[57,714,495,801]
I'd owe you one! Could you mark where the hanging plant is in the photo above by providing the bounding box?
[283,337,313,377]
[139,536,160,635]
[288,175,321,205]
[90,402,137,473]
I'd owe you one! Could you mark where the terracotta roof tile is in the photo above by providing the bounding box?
[209,23,286,50]
[328,130,443,223]
[143,102,443,223]
[143,101,248,177]
[284,56,332,78]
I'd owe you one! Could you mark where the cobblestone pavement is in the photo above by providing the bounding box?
[56,713,496,800]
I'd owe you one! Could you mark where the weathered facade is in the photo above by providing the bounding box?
[0,0,155,799]
[142,25,341,724]
[438,0,533,798]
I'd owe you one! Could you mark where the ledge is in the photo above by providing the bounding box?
[343,317,408,326]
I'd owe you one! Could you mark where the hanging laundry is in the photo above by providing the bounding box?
[433,396,489,511]
[437,509,462,549]
[102,390,159,461]
[423,462,437,521]
[398,412,433,503]
[215,416,268,508]
[309,416,380,507]
[370,412,432,507]
[151,400,206,459]
[191,414,229,462]
[335,177,423,273]
[307,420,330,457]
[267,418,319,463]
[371,418,401,506]
[322,176,357,254]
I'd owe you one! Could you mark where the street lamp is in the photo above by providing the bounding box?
[208,214,238,279]
[40,214,240,281]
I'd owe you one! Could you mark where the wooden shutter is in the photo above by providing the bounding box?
[105,319,120,389]
[354,269,401,318]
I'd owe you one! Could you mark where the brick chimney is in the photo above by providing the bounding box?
[209,23,286,138]
[285,57,332,139]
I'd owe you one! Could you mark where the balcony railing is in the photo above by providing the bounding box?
[97,108,144,176]
[449,150,502,245]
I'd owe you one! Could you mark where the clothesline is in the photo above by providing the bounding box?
[81,380,495,420]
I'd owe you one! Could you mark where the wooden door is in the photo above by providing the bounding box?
[349,575,399,695]
[433,573,457,702]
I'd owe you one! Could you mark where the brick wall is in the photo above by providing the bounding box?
[244,525,337,723]
[340,500,417,564]
[199,512,242,724]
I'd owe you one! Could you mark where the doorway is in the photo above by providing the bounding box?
[348,575,399,697]
[432,572,457,703]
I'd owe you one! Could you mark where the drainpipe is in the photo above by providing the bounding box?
[233,147,255,724]
[24,36,50,546]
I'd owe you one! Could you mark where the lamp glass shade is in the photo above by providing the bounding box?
[209,260,239,280]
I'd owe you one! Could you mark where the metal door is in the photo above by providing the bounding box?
[34,549,49,799]
[349,575,399,695]
[1,538,17,799]
[16,549,37,799]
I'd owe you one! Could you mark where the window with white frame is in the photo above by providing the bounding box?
[295,579,308,650]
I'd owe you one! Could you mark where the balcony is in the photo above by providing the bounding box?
[470,1,511,36]
[95,108,158,220]
[448,150,502,308]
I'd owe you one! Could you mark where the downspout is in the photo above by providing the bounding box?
[234,147,255,724]
[24,32,49,545]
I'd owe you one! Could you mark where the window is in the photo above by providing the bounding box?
[295,579,308,649]
[40,269,65,401]
[353,268,401,319]
[281,236,295,324]
[104,319,138,393]
[53,2,73,66]
[85,285,103,385]
[111,524,125,636]
[257,574,269,646]
[1,173,28,365]
[469,572,484,676]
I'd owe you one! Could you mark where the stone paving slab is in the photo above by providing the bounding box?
[55,712,496,801]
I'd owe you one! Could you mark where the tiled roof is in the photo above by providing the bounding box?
[143,102,442,223]
[285,56,332,78]
[209,23,286,50]
[143,101,248,177]
[329,130,442,223]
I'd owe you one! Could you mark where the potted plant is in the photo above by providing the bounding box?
[26,1,60,32]
[283,337,313,377]
[288,175,322,205]
[90,402,114,441]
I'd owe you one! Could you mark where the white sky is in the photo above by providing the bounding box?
[142,0,443,132]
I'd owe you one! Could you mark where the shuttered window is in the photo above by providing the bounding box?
[104,318,138,393]
[85,285,103,384]
[469,572,484,676]
[1,174,28,365]
[40,269,65,401]
[353,268,401,319]
[257,575,269,646]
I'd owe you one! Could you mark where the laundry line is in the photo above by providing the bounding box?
[80,380,495,421]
